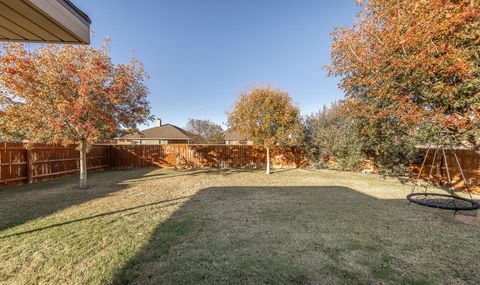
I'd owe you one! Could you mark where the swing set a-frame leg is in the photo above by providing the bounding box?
[407,139,480,212]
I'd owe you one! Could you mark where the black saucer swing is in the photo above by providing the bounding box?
[407,144,480,212]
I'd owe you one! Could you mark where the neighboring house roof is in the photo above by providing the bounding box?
[0,0,91,44]
[224,130,249,141]
[118,124,192,140]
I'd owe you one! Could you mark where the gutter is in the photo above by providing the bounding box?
[58,0,92,25]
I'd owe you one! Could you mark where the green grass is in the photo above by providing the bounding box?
[0,168,479,284]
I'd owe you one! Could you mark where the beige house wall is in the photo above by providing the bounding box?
[116,139,189,145]
[225,140,253,145]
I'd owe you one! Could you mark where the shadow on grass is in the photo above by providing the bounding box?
[110,186,480,285]
[120,167,293,183]
[0,167,291,233]
[0,168,157,232]
[0,196,192,239]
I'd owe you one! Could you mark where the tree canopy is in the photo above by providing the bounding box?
[0,43,150,145]
[227,86,303,174]
[304,102,364,171]
[185,119,224,144]
[327,0,480,150]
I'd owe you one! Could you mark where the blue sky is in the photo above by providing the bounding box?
[76,0,358,129]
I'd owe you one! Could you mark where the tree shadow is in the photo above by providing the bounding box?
[0,196,192,239]
[120,168,289,184]
[0,168,156,232]
[0,168,294,233]
[110,186,480,285]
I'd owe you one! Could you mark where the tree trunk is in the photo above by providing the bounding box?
[266,146,271,175]
[79,139,88,189]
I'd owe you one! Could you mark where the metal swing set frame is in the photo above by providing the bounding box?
[407,143,480,212]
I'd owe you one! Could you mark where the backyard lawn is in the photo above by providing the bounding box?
[0,168,479,285]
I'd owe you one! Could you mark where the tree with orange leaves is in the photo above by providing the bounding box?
[327,0,479,170]
[227,86,303,175]
[0,42,151,188]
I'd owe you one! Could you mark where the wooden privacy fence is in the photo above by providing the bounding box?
[0,142,109,187]
[412,148,480,192]
[109,144,307,169]
[0,143,306,188]
[2,142,479,192]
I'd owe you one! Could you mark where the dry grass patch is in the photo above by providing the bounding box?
[0,168,479,284]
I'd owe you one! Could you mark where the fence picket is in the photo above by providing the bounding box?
[108,144,305,170]
[1,143,478,192]
[0,143,109,187]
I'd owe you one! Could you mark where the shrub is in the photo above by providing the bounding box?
[304,102,364,171]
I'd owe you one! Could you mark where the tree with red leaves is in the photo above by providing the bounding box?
[327,0,480,171]
[0,42,151,188]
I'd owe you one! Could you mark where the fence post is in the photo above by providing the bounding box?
[107,145,111,169]
[26,148,33,184]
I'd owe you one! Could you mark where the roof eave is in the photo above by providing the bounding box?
[0,0,91,44]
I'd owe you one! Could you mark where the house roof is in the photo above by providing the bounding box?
[224,130,249,141]
[118,124,192,140]
[0,0,91,44]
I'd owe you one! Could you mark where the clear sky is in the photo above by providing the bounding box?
[75,0,358,129]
